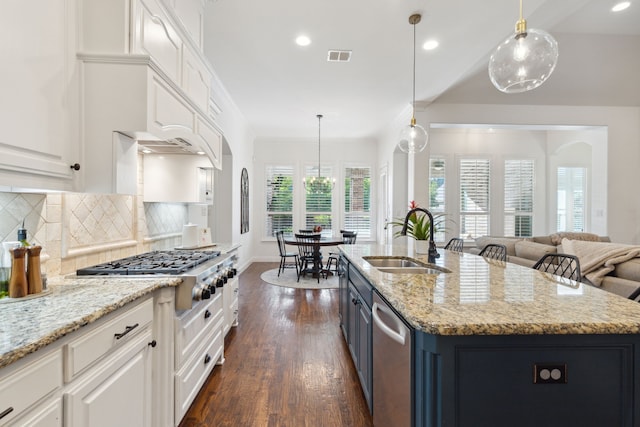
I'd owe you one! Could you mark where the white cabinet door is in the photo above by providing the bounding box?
[0,0,79,190]
[64,329,153,427]
[182,46,211,114]
[133,0,182,83]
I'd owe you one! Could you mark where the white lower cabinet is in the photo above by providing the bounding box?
[222,276,239,335]
[64,328,153,427]
[0,350,62,426]
[173,292,224,425]
[6,397,63,427]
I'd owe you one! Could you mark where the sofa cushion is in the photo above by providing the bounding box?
[474,236,522,256]
[515,240,557,261]
[532,236,553,246]
[612,258,640,282]
[549,232,600,245]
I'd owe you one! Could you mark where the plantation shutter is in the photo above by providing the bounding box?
[459,159,490,239]
[265,165,294,238]
[504,160,534,237]
[344,167,371,239]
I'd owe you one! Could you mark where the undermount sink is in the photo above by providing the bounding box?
[363,256,451,275]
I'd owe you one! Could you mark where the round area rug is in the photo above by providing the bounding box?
[260,268,339,289]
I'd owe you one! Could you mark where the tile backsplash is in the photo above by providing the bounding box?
[0,191,189,277]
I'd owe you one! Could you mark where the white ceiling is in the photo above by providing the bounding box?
[203,0,640,140]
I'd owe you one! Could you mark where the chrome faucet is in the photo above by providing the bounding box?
[400,207,440,263]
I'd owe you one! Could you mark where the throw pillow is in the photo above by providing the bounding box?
[550,232,600,246]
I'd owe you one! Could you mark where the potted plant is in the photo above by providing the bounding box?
[387,201,446,253]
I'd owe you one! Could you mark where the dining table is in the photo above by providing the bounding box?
[284,236,344,279]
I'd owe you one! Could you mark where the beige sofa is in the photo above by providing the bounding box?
[467,233,640,298]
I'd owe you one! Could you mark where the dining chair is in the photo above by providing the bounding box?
[325,231,358,274]
[532,253,583,282]
[275,231,299,277]
[444,237,464,253]
[295,233,322,283]
[478,243,507,261]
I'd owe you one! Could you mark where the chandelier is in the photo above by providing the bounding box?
[397,13,428,154]
[488,0,558,93]
[303,114,335,193]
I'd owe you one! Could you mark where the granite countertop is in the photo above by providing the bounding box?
[0,276,181,369]
[340,244,640,336]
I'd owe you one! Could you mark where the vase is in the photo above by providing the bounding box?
[415,240,429,254]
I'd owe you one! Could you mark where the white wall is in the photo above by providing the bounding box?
[401,104,640,244]
[251,137,378,262]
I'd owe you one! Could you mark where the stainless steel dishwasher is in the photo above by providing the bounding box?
[372,292,412,427]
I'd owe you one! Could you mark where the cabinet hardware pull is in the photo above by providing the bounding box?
[0,407,14,420]
[70,163,81,171]
[148,340,157,348]
[204,309,212,319]
[234,309,238,315]
[204,354,211,365]
[351,297,359,305]
[114,323,139,339]
[234,288,239,293]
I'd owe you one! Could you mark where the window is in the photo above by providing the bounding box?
[305,165,333,236]
[265,165,293,238]
[557,167,586,232]
[504,160,534,237]
[459,159,490,239]
[344,167,371,239]
[429,158,446,242]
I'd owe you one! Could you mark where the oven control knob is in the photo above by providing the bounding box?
[222,274,228,284]
[192,284,211,301]
[227,269,235,279]
[231,268,237,277]
[207,283,216,295]
[216,278,224,288]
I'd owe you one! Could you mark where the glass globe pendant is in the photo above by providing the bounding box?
[398,117,428,154]
[397,13,428,154]
[488,0,558,93]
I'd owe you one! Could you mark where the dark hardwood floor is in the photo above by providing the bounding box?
[179,262,373,427]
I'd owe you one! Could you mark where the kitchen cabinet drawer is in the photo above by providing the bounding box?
[5,396,62,427]
[0,350,62,425]
[174,292,223,368]
[64,298,153,382]
[174,323,224,424]
[349,264,372,308]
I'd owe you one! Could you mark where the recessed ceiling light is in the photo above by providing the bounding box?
[295,35,311,46]
[141,149,152,154]
[196,151,205,155]
[612,1,631,12]
[423,40,439,50]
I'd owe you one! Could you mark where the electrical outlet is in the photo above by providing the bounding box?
[533,364,567,384]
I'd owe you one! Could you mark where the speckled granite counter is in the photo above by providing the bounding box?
[0,276,181,369]
[340,244,640,336]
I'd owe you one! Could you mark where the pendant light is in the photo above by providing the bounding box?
[397,13,428,154]
[488,0,558,93]
[303,114,335,193]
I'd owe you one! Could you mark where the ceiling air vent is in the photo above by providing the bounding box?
[327,50,352,62]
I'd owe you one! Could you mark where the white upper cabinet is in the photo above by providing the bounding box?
[167,0,205,50]
[0,0,80,191]
[132,0,183,83]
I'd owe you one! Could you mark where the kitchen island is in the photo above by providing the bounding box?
[339,244,640,427]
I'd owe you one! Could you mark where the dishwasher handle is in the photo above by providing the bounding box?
[372,302,407,346]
